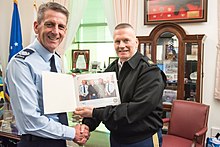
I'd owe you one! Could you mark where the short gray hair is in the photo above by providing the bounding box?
[37,2,69,24]
[114,23,134,30]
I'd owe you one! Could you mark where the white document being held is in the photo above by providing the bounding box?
[42,72,120,114]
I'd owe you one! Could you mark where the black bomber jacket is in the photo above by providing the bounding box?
[83,52,167,144]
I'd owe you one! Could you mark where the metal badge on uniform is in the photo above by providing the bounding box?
[15,49,34,59]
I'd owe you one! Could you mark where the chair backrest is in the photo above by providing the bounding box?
[167,100,209,145]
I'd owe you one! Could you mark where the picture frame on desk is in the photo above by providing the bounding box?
[144,0,207,25]
[72,50,90,71]
[90,61,101,73]
[109,57,118,65]
[162,89,177,105]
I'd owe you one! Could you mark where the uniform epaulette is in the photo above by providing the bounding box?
[142,56,156,66]
[55,52,61,58]
[15,49,35,60]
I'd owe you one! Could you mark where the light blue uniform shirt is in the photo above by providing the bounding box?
[5,39,75,140]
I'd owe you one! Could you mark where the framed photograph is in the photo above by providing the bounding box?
[90,61,101,73]
[144,0,207,25]
[162,89,177,105]
[76,72,120,107]
[163,61,178,83]
[42,72,121,114]
[72,50,90,71]
[109,57,118,65]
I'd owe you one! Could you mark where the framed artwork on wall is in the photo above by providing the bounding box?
[72,50,90,71]
[144,0,207,25]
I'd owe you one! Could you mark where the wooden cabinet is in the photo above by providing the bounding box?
[137,23,206,110]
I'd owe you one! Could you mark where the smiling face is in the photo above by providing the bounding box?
[113,27,139,62]
[34,9,67,53]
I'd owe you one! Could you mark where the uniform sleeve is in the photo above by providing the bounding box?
[5,59,75,140]
[93,66,165,131]
[82,117,101,132]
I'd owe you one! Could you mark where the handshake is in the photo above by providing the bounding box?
[73,123,90,145]
[72,106,94,145]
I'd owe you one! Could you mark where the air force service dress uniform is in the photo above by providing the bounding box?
[5,39,74,147]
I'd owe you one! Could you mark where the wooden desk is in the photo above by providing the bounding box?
[0,128,20,146]
[0,130,20,141]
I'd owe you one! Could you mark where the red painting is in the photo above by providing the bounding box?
[144,0,207,24]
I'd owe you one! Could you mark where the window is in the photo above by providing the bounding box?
[68,0,116,71]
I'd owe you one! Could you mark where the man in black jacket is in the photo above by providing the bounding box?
[74,23,166,147]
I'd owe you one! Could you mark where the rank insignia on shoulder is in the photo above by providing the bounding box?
[15,49,35,59]
[148,59,155,65]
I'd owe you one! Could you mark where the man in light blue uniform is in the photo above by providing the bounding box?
[5,2,89,147]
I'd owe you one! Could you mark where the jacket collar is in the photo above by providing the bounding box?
[125,51,143,69]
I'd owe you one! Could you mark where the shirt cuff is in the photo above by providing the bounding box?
[63,125,75,140]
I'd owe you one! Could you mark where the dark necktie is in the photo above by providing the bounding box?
[50,55,68,125]
[83,85,86,93]
[50,55,57,72]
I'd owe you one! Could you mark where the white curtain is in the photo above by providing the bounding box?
[214,0,220,100]
[103,0,116,36]
[30,2,38,44]
[103,0,138,35]
[113,0,138,31]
